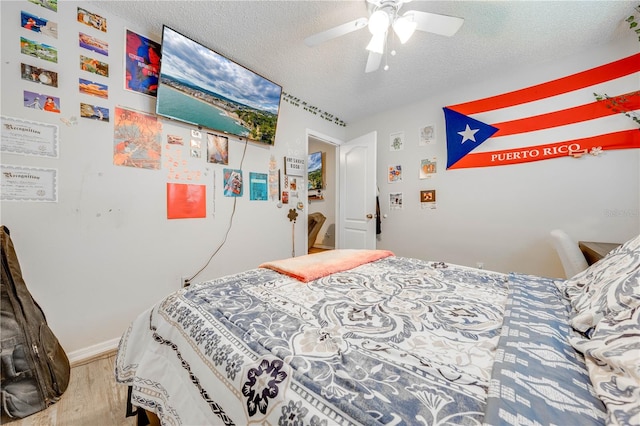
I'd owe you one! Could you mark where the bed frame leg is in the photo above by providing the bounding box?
[125,386,159,426]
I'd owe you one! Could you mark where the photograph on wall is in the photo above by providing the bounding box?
[390,131,405,151]
[21,63,58,87]
[223,168,243,197]
[1,165,58,202]
[20,37,57,63]
[420,190,437,209]
[24,90,60,113]
[1,116,58,158]
[390,192,403,210]
[113,106,162,169]
[21,10,58,38]
[80,103,109,121]
[80,55,109,77]
[206,133,229,164]
[77,7,107,32]
[79,32,108,56]
[419,124,436,146]
[420,157,437,179]
[167,183,206,219]
[388,164,402,183]
[125,29,161,96]
[28,0,57,12]
[250,172,268,201]
[79,78,108,99]
[190,139,201,158]
[282,190,289,204]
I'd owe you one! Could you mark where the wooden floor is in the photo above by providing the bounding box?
[309,246,331,254]
[1,353,135,426]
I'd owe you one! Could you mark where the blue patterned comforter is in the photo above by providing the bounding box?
[115,256,606,425]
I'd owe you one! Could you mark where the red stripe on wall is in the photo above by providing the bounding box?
[448,129,640,169]
[448,53,640,115]
[492,91,640,137]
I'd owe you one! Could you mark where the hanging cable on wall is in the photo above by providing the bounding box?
[184,139,249,286]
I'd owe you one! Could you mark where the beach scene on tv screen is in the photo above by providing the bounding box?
[157,27,281,145]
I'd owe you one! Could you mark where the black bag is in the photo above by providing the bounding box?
[1,226,70,418]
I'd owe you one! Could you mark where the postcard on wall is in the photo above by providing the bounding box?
[419,124,436,146]
[125,29,161,97]
[390,131,405,151]
[80,55,109,77]
[388,164,402,183]
[390,192,403,210]
[79,32,108,56]
[223,168,243,197]
[113,106,162,169]
[23,90,60,113]
[1,165,58,202]
[21,63,58,87]
[77,7,107,32]
[166,183,206,219]
[250,172,268,201]
[28,0,57,12]
[190,139,201,158]
[20,37,57,63]
[207,133,228,164]
[1,116,59,158]
[420,157,437,179]
[80,103,109,121]
[420,190,437,209]
[79,78,108,99]
[21,10,58,39]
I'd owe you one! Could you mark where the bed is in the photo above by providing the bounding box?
[115,236,640,426]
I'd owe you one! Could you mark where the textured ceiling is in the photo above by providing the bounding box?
[89,0,637,125]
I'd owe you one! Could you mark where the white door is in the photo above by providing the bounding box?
[338,131,377,249]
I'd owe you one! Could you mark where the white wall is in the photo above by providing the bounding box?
[348,37,640,278]
[0,1,345,358]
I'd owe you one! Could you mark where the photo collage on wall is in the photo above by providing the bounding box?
[386,124,438,211]
[11,1,282,219]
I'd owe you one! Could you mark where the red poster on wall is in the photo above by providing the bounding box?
[167,183,206,219]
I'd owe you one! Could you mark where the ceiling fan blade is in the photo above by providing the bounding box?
[304,17,368,47]
[403,10,464,37]
[365,51,382,73]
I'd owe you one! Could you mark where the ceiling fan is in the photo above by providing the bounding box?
[304,0,464,73]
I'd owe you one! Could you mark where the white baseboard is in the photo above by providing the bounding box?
[67,337,121,366]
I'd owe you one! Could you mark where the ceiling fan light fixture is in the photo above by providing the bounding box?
[392,15,417,44]
[366,33,386,54]
[368,10,390,35]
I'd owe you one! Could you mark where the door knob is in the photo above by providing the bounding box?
[366,214,373,219]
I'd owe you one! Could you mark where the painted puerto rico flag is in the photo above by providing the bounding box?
[444,52,640,169]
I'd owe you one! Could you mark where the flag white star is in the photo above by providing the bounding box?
[458,125,479,144]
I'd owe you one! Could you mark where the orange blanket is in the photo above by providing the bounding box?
[259,249,395,282]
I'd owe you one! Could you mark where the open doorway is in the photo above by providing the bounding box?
[307,133,337,254]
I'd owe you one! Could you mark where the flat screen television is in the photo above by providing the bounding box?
[156,26,282,145]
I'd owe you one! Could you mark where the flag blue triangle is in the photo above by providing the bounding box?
[443,107,499,169]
